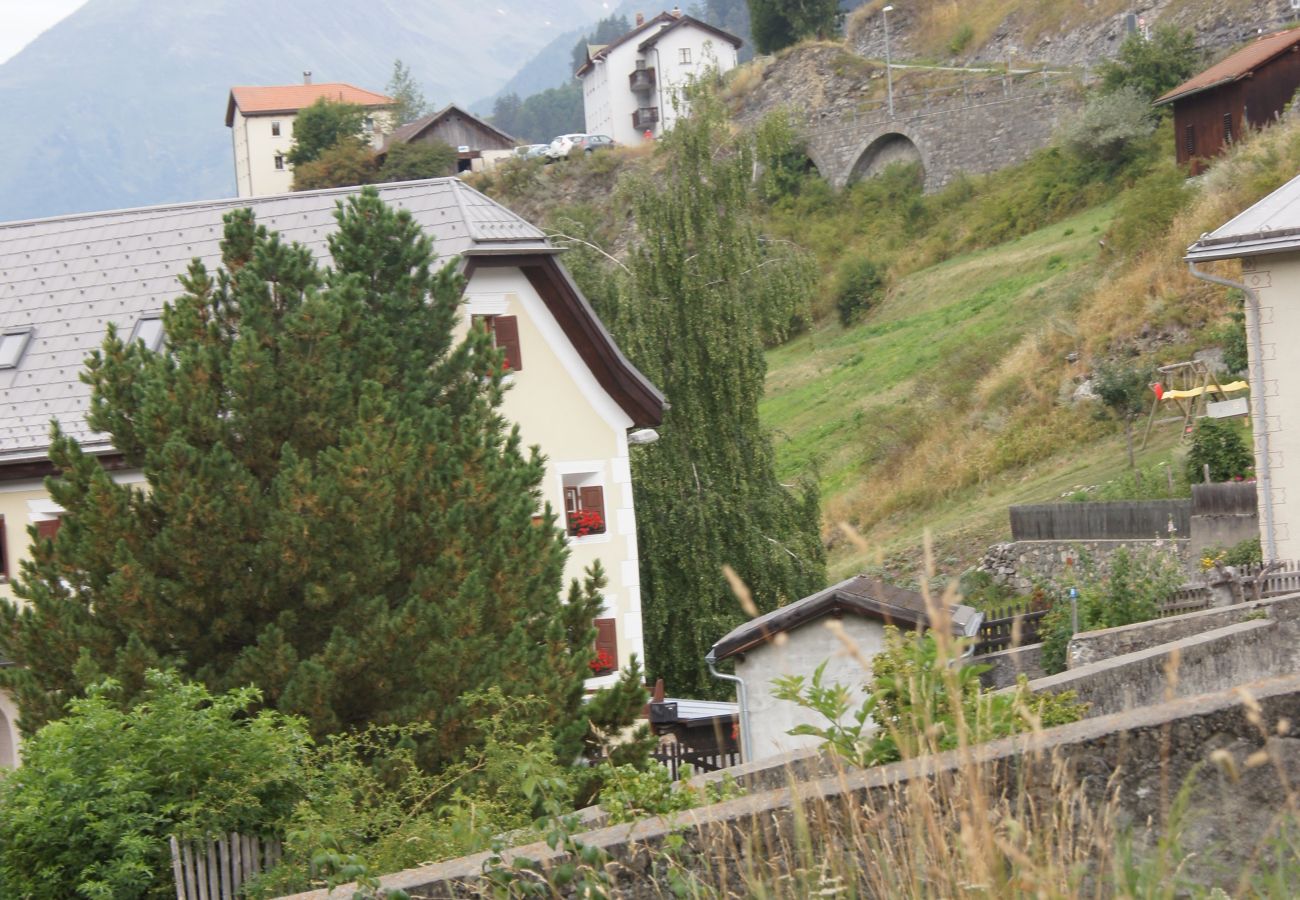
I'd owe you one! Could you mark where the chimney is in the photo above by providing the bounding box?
[635,12,644,26]
[302,70,312,85]
[670,5,682,16]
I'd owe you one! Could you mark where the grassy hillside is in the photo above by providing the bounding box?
[475,54,1300,590]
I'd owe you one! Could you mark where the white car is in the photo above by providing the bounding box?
[514,143,549,160]
[546,133,587,160]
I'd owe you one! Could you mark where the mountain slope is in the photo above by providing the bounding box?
[0,0,611,220]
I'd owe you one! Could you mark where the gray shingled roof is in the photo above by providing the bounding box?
[0,178,550,464]
[1186,171,1300,262]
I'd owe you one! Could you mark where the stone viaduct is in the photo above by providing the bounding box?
[800,72,1086,190]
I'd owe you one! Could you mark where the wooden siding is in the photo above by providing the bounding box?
[1009,500,1189,540]
[1171,45,1300,169]
[413,113,515,152]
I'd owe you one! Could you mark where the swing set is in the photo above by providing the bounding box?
[1140,359,1249,449]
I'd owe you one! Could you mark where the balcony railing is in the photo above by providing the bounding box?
[632,107,660,131]
[629,67,656,92]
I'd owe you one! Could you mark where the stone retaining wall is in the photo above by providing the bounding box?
[279,675,1300,898]
[978,539,1190,591]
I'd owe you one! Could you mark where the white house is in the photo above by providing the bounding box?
[1185,172,1300,561]
[576,9,742,146]
[225,75,395,198]
[0,178,665,764]
[708,576,981,763]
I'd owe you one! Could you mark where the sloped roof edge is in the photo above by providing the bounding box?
[1155,27,1300,106]
[385,103,519,151]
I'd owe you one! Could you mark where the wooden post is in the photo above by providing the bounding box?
[1204,463,1212,484]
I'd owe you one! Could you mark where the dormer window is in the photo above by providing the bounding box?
[0,329,33,369]
[130,316,165,352]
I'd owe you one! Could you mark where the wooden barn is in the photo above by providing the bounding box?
[383,103,519,173]
[1155,27,1300,174]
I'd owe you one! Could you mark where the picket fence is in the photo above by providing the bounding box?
[169,833,282,900]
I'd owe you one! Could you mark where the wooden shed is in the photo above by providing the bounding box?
[1155,27,1300,174]
[382,103,518,173]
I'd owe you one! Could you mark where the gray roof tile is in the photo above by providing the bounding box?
[0,178,551,462]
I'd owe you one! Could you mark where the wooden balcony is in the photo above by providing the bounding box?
[632,107,660,131]
[629,67,656,93]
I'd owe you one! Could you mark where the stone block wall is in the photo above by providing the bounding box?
[977,539,1190,591]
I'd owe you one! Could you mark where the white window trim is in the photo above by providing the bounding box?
[0,328,34,369]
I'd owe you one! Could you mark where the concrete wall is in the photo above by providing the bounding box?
[735,615,885,762]
[977,539,1190,591]
[977,642,1046,689]
[1239,253,1297,560]
[278,673,1300,898]
[1027,618,1285,718]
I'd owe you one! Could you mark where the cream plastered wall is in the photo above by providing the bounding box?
[234,109,394,199]
[1240,255,1293,558]
[462,266,645,687]
[736,616,886,762]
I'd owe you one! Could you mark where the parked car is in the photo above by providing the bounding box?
[547,133,618,160]
[514,143,549,160]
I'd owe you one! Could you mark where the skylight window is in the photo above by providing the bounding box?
[130,317,165,352]
[0,329,33,369]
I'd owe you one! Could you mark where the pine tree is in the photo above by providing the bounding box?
[616,89,825,698]
[0,190,603,771]
[386,59,430,126]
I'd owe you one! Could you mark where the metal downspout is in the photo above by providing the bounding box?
[1187,260,1279,561]
[705,651,751,763]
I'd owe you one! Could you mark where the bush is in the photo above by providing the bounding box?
[1200,536,1262,570]
[835,255,886,326]
[596,763,742,824]
[1098,25,1201,101]
[1109,159,1195,255]
[376,141,457,182]
[1060,87,1156,169]
[1185,417,1253,484]
[0,671,309,900]
[1040,546,1185,673]
[773,627,1086,768]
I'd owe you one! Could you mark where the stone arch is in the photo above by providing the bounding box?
[848,131,925,186]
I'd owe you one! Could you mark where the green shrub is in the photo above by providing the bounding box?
[0,671,309,900]
[773,627,1087,767]
[1185,417,1253,484]
[1040,546,1185,673]
[1200,536,1262,569]
[835,255,886,326]
[949,23,974,55]
[1109,159,1195,255]
[597,763,742,824]
[1060,87,1156,169]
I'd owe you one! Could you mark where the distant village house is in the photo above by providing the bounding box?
[576,8,742,146]
[1155,27,1300,173]
[381,103,519,174]
[225,74,395,197]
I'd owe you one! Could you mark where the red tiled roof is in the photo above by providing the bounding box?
[1155,27,1300,106]
[225,83,393,126]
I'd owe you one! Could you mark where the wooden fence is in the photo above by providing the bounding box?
[1156,586,1212,618]
[652,742,741,781]
[1010,500,1190,541]
[974,603,1050,655]
[169,833,282,900]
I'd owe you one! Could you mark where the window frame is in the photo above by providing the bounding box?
[271,121,281,137]
[0,328,33,369]
[679,47,692,64]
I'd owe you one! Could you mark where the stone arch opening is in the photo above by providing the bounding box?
[848,132,925,186]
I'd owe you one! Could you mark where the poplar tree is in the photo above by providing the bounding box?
[617,90,825,698]
[0,191,602,770]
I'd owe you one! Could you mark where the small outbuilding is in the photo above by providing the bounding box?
[1155,27,1300,173]
[382,103,519,173]
[708,576,982,763]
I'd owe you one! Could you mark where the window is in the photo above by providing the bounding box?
[36,517,62,542]
[471,315,523,371]
[362,115,375,134]
[679,47,692,64]
[635,58,647,70]
[591,617,618,675]
[0,329,33,369]
[562,477,606,537]
[274,154,285,171]
[1184,124,1195,157]
[130,316,164,352]
[271,121,281,137]
[1223,112,1233,144]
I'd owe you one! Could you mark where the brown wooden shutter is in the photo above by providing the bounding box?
[0,515,6,580]
[579,485,605,533]
[594,617,618,673]
[37,518,62,542]
[492,315,523,371]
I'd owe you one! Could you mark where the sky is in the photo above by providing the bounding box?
[0,0,88,64]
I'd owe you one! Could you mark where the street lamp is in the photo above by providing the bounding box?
[882,5,895,117]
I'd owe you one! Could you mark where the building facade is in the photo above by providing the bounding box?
[1155,28,1300,173]
[383,103,520,174]
[225,77,395,197]
[0,178,664,764]
[577,10,741,146]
